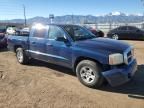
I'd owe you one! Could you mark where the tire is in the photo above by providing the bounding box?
[76,60,104,88]
[16,48,29,64]
[112,34,119,40]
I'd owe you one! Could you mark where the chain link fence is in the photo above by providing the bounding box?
[82,23,144,35]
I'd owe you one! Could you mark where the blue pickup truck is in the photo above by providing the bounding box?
[7,24,137,88]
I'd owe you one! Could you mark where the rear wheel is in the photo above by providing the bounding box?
[112,34,119,40]
[76,60,104,88]
[16,48,29,64]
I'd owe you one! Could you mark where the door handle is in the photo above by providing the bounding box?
[31,41,36,44]
[46,43,53,47]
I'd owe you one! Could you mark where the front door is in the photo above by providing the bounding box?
[46,25,72,68]
[117,26,129,39]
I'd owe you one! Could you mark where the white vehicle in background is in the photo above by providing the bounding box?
[18,27,30,36]
[21,27,29,33]
[6,27,16,35]
[6,27,30,36]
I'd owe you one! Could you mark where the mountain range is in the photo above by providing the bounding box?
[1,12,144,24]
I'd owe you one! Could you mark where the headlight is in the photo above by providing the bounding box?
[109,53,124,65]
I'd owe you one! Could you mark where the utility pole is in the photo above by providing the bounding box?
[72,14,74,24]
[23,5,27,27]
[141,0,144,20]
[140,0,144,29]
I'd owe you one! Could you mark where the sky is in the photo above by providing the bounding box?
[0,0,143,20]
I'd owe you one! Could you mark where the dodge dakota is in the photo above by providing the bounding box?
[7,24,137,88]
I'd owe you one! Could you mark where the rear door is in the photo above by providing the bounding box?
[46,25,72,68]
[29,25,48,60]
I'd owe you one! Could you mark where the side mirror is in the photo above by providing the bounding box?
[56,36,68,42]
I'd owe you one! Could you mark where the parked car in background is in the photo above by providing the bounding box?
[0,27,7,48]
[107,26,144,40]
[84,26,104,37]
[7,24,137,88]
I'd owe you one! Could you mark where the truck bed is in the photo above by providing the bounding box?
[7,35,29,52]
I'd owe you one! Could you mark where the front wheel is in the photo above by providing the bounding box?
[16,48,29,64]
[76,60,104,88]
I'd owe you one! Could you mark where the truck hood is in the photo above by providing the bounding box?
[74,38,130,54]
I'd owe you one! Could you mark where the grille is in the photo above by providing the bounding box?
[124,47,133,64]
[127,50,133,63]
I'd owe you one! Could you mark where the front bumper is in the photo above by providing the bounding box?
[102,59,137,87]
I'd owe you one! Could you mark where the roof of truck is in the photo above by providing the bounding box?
[32,23,80,27]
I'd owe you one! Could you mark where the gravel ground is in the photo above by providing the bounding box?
[0,40,144,108]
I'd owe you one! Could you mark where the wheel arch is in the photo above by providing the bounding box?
[73,56,102,72]
[14,45,23,53]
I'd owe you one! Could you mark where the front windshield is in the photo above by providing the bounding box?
[63,25,96,41]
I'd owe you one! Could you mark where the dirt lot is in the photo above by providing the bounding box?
[0,40,144,108]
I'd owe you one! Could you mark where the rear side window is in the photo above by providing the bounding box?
[32,27,48,38]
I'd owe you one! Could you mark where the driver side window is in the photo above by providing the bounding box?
[73,26,89,37]
[48,25,65,40]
